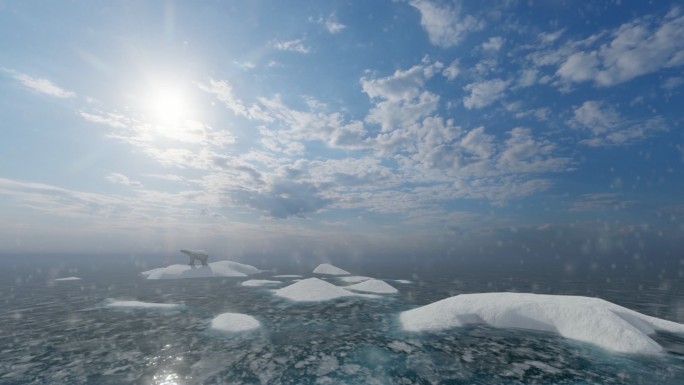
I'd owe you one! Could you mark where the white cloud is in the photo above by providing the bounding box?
[482,36,504,52]
[273,38,310,54]
[497,128,571,174]
[555,7,684,86]
[11,71,75,98]
[409,0,482,48]
[662,76,684,90]
[569,101,668,146]
[442,59,460,80]
[361,65,432,101]
[517,69,538,87]
[325,14,346,34]
[463,78,510,109]
[231,180,330,219]
[569,193,636,212]
[539,29,565,44]
[106,173,143,188]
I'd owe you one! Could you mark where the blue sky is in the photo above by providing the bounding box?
[1,1,683,261]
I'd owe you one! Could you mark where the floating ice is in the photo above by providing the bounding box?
[141,260,259,280]
[273,274,303,278]
[274,278,355,302]
[104,299,182,310]
[54,277,81,281]
[312,263,350,275]
[211,312,260,332]
[400,292,684,354]
[393,279,412,284]
[241,279,282,287]
[338,276,372,283]
[345,279,398,294]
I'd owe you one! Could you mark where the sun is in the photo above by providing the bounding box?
[142,82,190,124]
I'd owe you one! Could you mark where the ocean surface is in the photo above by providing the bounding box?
[1,255,684,385]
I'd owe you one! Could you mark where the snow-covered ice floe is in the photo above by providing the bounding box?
[338,275,372,283]
[140,260,259,280]
[241,279,282,287]
[103,299,183,310]
[211,312,260,333]
[345,279,398,294]
[400,292,684,354]
[312,263,350,276]
[54,277,81,281]
[275,278,356,302]
[272,274,302,278]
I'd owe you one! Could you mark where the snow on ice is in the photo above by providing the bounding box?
[400,292,684,354]
[274,278,356,302]
[312,263,350,276]
[140,261,259,280]
[345,279,398,294]
[211,312,261,332]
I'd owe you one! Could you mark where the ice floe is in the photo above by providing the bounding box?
[140,260,259,280]
[313,263,350,276]
[274,278,355,302]
[338,275,372,283]
[241,279,282,287]
[272,274,303,278]
[54,277,81,281]
[400,292,684,354]
[345,279,398,294]
[104,299,182,310]
[211,312,261,332]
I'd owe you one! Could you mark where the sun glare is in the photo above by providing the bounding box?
[144,83,189,124]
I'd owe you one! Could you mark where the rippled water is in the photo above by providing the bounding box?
[1,258,684,385]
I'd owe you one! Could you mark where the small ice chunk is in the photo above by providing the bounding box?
[211,312,260,332]
[241,279,282,287]
[400,292,684,354]
[393,279,412,284]
[312,263,350,275]
[141,260,259,280]
[345,279,398,294]
[104,299,182,310]
[338,276,371,283]
[54,277,81,281]
[275,278,355,302]
[273,274,303,278]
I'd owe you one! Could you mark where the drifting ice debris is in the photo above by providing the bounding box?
[400,292,684,354]
[104,299,182,310]
[54,277,81,281]
[275,278,355,302]
[140,261,260,280]
[312,263,350,275]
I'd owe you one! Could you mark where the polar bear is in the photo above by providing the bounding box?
[180,249,209,266]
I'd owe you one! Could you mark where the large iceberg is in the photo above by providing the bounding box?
[345,279,398,294]
[104,299,183,310]
[312,263,350,275]
[400,292,684,354]
[141,260,259,280]
[274,278,355,302]
[211,312,261,333]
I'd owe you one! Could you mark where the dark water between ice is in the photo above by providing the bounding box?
[1,256,684,385]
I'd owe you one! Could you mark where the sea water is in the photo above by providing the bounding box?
[1,256,684,385]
